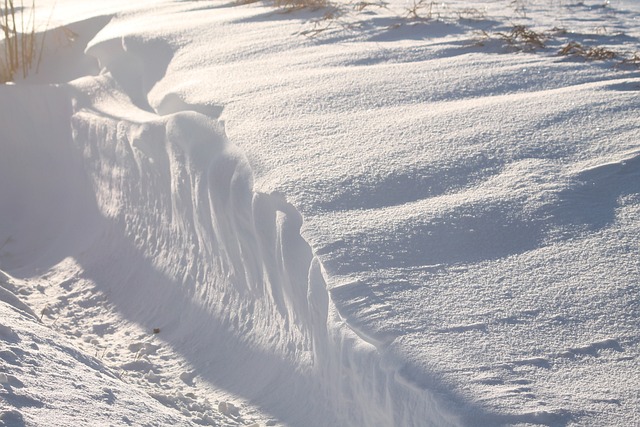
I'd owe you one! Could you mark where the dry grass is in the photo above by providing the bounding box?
[274,0,330,11]
[1,0,39,83]
[559,43,639,68]
[619,52,640,67]
[404,1,487,22]
[405,0,438,20]
[454,7,486,21]
[509,0,527,18]
[496,25,546,51]
[297,8,351,37]
[473,25,547,52]
[351,1,387,13]
[238,0,331,11]
[295,0,390,37]
[559,41,617,60]
[237,0,638,71]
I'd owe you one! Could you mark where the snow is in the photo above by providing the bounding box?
[0,272,195,426]
[1,0,639,426]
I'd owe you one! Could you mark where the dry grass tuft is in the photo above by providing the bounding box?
[619,52,640,67]
[297,8,350,37]
[454,7,486,21]
[559,41,617,60]
[351,1,387,13]
[404,1,485,22]
[296,0,388,37]
[1,0,38,83]
[238,0,331,11]
[496,25,546,51]
[274,0,330,11]
[509,0,527,18]
[405,0,439,20]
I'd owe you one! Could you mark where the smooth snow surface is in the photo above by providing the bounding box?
[1,0,639,426]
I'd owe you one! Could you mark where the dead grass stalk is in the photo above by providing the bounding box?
[1,0,37,83]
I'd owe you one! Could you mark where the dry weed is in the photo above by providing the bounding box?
[405,0,439,21]
[496,25,546,51]
[559,41,617,60]
[404,1,484,22]
[619,52,640,67]
[454,7,486,21]
[276,0,330,11]
[297,0,391,37]
[298,8,353,37]
[509,0,527,18]
[351,0,387,13]
[236,0,330,11]
[1,0,38,82]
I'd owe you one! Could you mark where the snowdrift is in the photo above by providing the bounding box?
[0,21,457,426]
[1,0,639,425]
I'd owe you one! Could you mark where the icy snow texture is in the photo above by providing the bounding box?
[1,0,640,426]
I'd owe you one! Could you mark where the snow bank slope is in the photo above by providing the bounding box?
[140,0,639,425]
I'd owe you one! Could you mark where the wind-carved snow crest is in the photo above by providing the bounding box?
[72,90,457,427]
[2,33,459,427]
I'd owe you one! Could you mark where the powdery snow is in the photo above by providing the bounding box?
[0,271,199,426]
[1,0,639,426]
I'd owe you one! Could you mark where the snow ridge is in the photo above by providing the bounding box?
[82,33,460,426]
